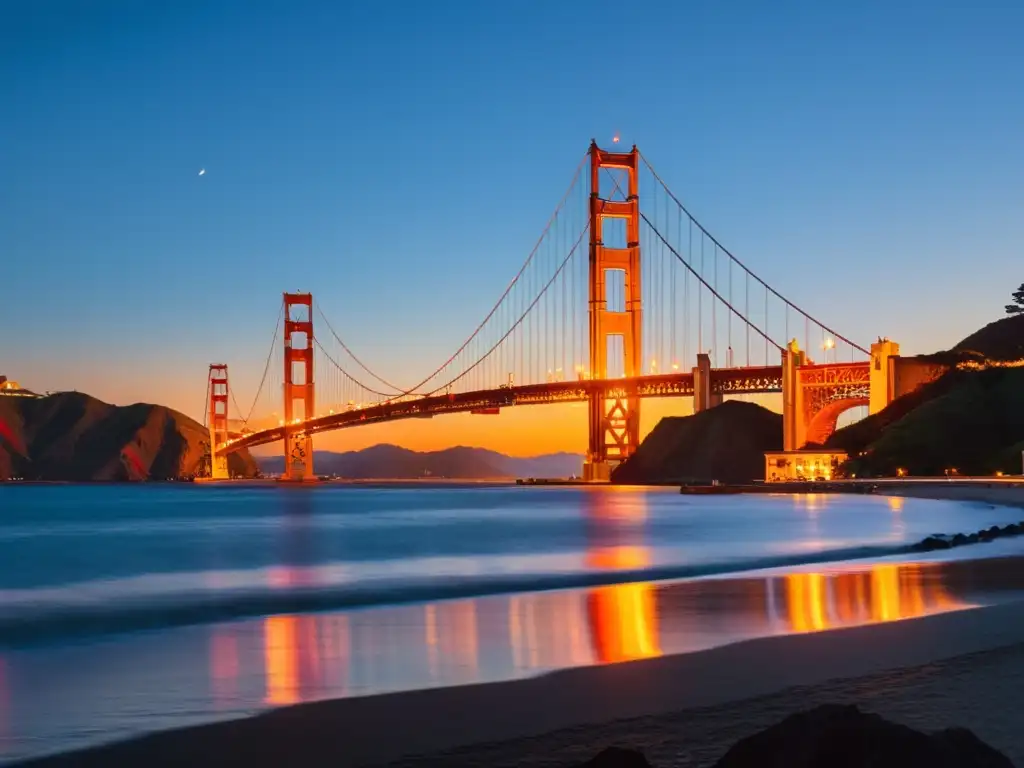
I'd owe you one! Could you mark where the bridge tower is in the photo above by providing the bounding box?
[584,140,642,482]
[207,364,230,479]
[283,292,315,481]
[781,340,807,451]
[869,338,900,415]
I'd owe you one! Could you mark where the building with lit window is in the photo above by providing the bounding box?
[764,449,848,483]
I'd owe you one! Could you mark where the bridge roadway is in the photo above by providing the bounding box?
[222,365,784,454]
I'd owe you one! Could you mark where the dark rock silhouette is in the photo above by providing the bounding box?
[0,391,257,481]
[711,704,1013,768]
[913,522,1024,553]
[612,400,782,484]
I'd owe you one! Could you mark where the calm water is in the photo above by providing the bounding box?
[1,484,1023,762]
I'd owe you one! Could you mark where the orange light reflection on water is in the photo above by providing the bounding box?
[264,615,299,705]
[783,562,965,634]
[584,491,662,664]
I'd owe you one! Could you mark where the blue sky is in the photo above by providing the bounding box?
[2,0,1022,439]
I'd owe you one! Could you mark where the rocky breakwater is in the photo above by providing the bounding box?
[914,521,1024,552]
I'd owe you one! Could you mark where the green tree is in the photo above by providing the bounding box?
[1007,283,1024,315]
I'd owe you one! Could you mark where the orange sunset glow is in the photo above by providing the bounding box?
[245,394,779,457]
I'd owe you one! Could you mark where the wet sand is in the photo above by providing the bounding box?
[15,594,1024,768]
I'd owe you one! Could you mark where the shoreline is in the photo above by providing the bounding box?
[888,482,1024,508]
[14,597,1024,768]
[4,491,1024,650]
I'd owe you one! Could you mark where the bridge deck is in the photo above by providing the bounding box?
[224,366,785,453]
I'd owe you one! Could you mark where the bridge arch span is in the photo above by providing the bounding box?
[804,396,868,446]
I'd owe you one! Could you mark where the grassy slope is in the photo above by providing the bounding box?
[830,312,1024,476]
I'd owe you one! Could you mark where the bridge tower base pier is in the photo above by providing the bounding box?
[207,364,230,480]
[282,292,316,482]
[692,353,723,413]
[583,141,643,483]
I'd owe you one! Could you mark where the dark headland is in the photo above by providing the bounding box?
[0,391,258,481]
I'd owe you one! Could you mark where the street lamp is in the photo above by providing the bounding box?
[822,337,835,362]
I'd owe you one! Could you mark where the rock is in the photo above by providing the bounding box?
[0,391,258,481]
[711,704,1012,768]
[1002,523,1022,536]
[576,747,652,768]
[952,533,969,546]
[916,535,952,551]
[611,401,782,484]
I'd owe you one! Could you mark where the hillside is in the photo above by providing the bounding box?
[0,392,257,481]
[828,312,1024,477]
[255,445,582,479]
[835,367,1024,477]
[954,312,1024,361]
[612,401,782,484]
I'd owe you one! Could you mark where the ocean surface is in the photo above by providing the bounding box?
[1,484,1024,763]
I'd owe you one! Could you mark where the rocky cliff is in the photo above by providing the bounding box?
[0,391,257,481]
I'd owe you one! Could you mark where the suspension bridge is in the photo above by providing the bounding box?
[203,141,905,482]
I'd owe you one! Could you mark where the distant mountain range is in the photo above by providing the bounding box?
[255,444,583,479]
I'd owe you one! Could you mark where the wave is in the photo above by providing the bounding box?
[0,543,909,648]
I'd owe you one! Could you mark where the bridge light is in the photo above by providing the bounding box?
[823,338,836,350]
[671,362,679,370]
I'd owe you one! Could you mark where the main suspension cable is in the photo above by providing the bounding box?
[640,152,868,355]
[641,214,783,353]
[238,301,284,425]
